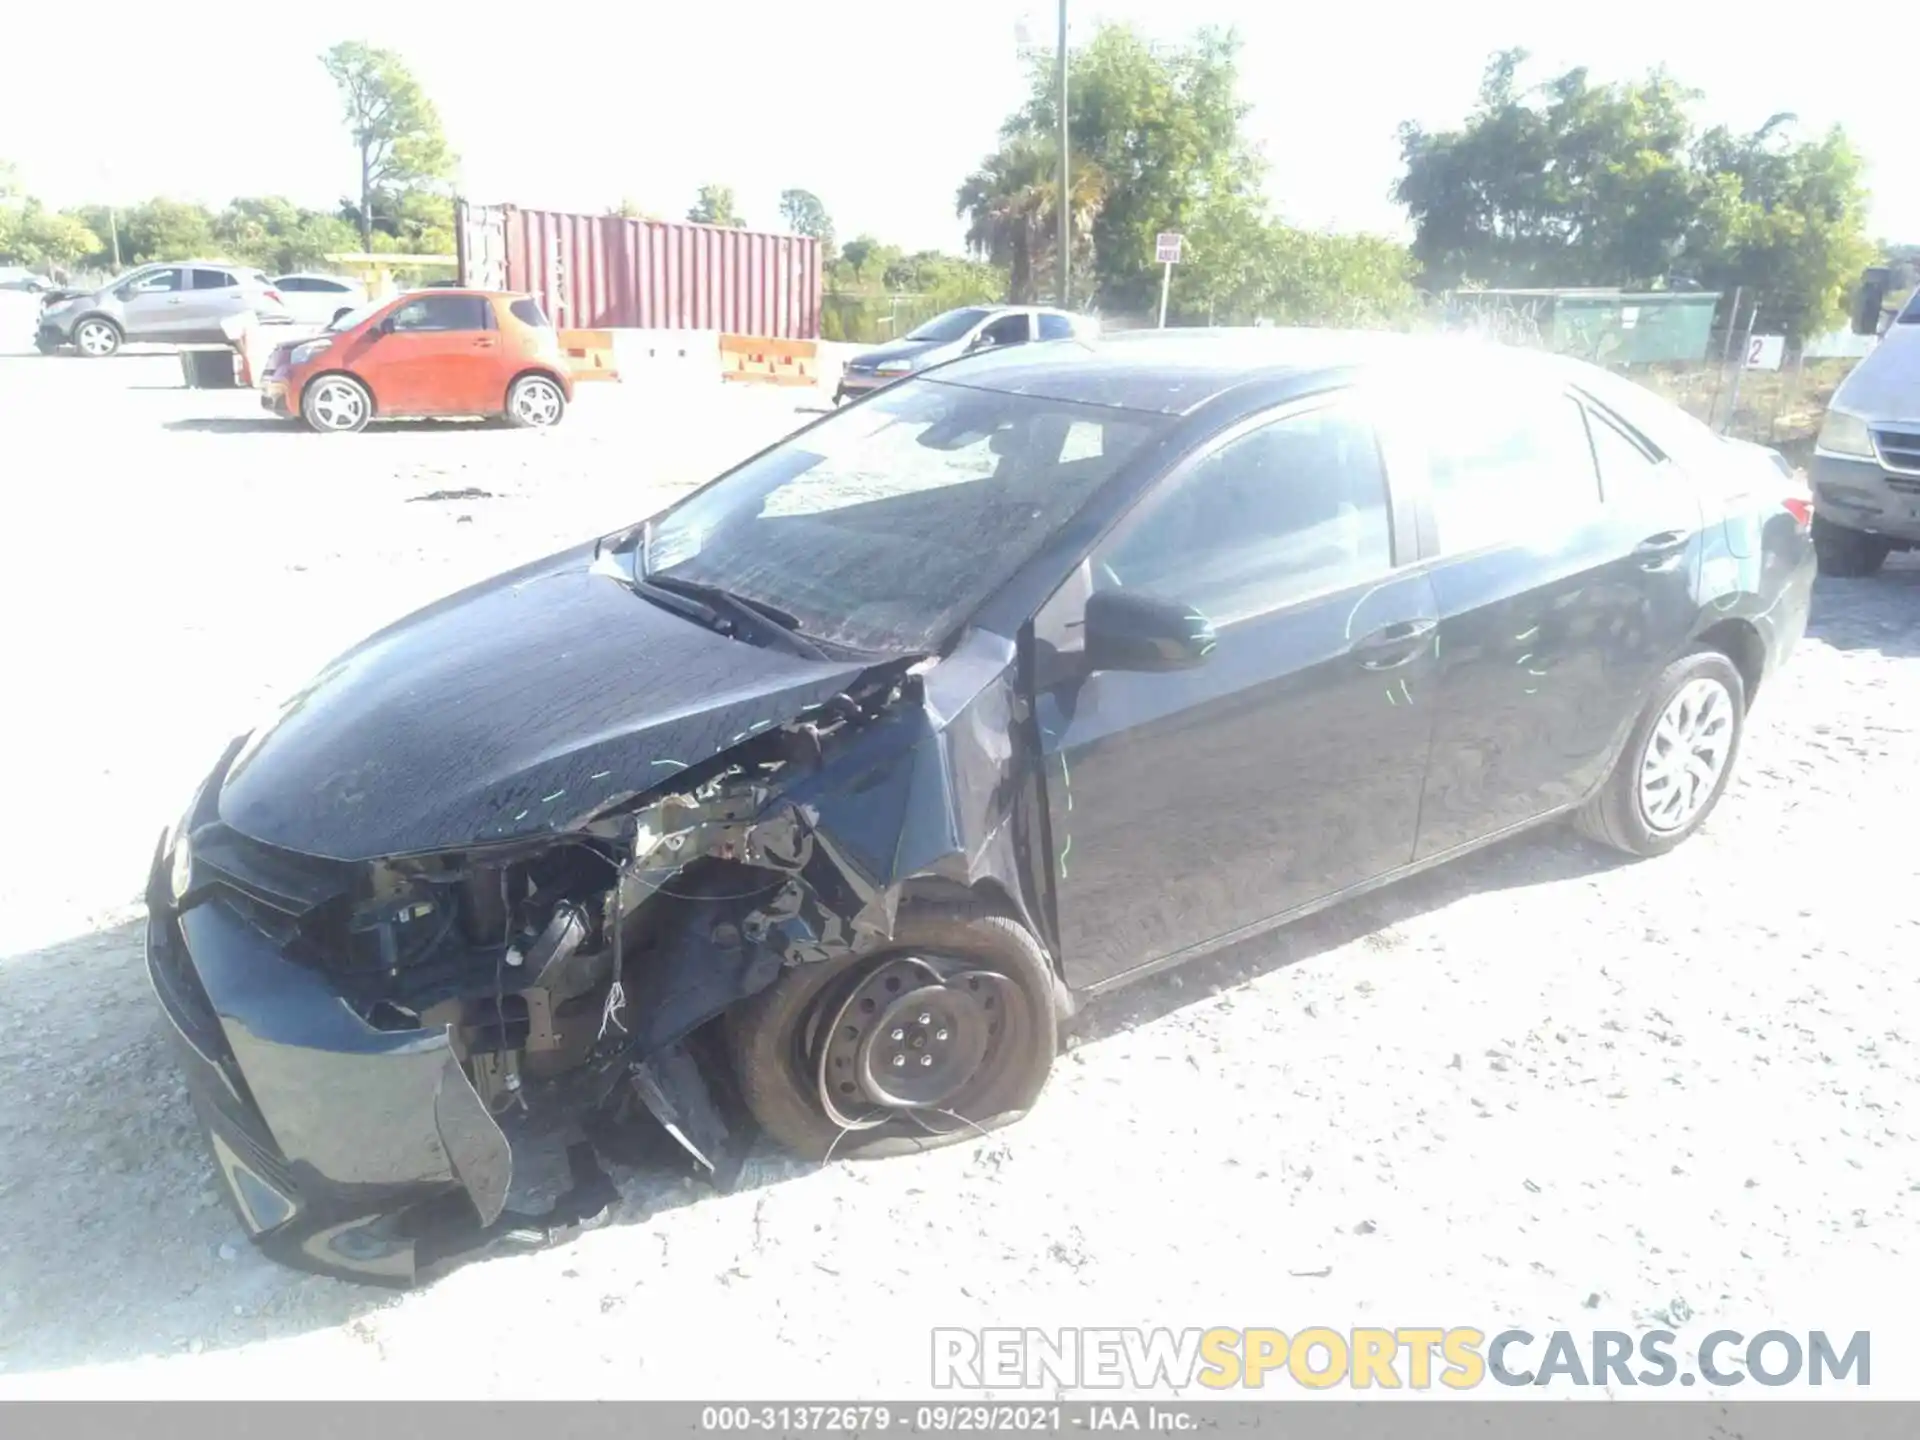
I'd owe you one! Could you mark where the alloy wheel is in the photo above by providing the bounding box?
[75,321,117,356]
[510,377,564,427]
[1637,676,1735,833]
[307,378,367,431]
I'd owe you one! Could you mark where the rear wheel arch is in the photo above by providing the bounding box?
[505,366,567,406]
[1692,617,1766,711]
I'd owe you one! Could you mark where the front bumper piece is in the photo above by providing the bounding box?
[144,835,615,1285]
[1811,444,1920,544]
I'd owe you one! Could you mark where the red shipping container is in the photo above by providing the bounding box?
[458,200,821,339]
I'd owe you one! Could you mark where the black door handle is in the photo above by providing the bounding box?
[1352,617,1437,670]
[1633,529,1692,554]
[1633,529,1693,572]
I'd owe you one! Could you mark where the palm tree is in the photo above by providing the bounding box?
[957,137,1104,305]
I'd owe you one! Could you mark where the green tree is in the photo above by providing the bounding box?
[321,42,455,250]
[688,185,743,227]
[968,24,1262,312]
[103,198,217,266]
[957,135,1105,303]
[1681,117,1873,340]
[1396,49,1874,343]
[16,207,102,269]
[214,196,358,273]
[1395,50,1698,291]
[777,188,834,251]
[608,197,661,221]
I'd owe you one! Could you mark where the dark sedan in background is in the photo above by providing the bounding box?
[834,303,1096,402]
[147,329,1814,1283]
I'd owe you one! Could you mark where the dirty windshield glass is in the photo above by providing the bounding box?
[903,308,991,343]
[643,379,1165,654]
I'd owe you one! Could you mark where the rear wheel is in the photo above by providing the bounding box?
[1812,515,1890,578]
[726,903,1059,1161]
[300,374,372,433]
[1575,649,1745,858]
[73,317,120,358]
[505,373,566,428]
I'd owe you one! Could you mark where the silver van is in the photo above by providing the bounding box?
[35,261,291,357]
[1810,269,1920,575]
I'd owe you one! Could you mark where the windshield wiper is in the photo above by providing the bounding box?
[641,573,827,659]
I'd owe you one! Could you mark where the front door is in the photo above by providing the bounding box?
[1393,378,1704,858]
[360,293,501,415]
[117,266,188,340]
[1032,391,1440,991]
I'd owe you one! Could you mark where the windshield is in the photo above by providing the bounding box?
[642,379,1167,654]
[903,307,992,343]
[328,300,386,333]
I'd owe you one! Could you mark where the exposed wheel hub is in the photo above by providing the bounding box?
[815,956,1014,1130]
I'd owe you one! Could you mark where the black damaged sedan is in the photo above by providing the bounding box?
[148,330,1816,1283]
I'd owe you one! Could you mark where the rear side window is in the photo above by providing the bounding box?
[1585,409,1665,503]
[191,269,236,290]
[389,295,492,332]
[1037,313,1074,340]
[274,277,311,292]
[1421,393,1601,554]
[509,297,550,328]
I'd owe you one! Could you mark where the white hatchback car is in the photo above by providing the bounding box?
[270,273,367,328]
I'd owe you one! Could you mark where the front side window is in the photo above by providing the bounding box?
[126,267,183,295]
[1095,395,1395,623]
[977,312,1031,348]
[642,378,1167,654]
[389,294,491,332]
[1421,392,1601,553]
[903,307,991,343]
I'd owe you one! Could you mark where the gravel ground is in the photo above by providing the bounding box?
[1,317,1917,1399]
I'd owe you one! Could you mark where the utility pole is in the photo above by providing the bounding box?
[1056,0,1069,309]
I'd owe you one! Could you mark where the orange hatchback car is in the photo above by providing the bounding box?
[261,289,574,432]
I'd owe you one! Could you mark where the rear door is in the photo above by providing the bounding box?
[179,267,242,341]
[359,294,501,415]
[1033,389,1441,989]
[1392,376,1702,858]
[117,265,189,340]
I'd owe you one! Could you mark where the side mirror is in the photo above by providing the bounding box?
[1853,267,1891,337]
[967,331,995,352]
[1083,589,1217,673]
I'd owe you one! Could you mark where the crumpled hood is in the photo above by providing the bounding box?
[218,542,871,861]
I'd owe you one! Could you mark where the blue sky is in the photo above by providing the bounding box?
[3,0,1910,250]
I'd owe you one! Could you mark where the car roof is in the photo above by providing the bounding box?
[924,326,1616,416]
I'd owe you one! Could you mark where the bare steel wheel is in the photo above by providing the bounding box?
[505,373,566,429]
[300,374,371,433]
[727,903,1059,1160]
[73,318,120,357]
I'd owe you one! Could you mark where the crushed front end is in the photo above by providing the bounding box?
[146,645,1034,1285]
